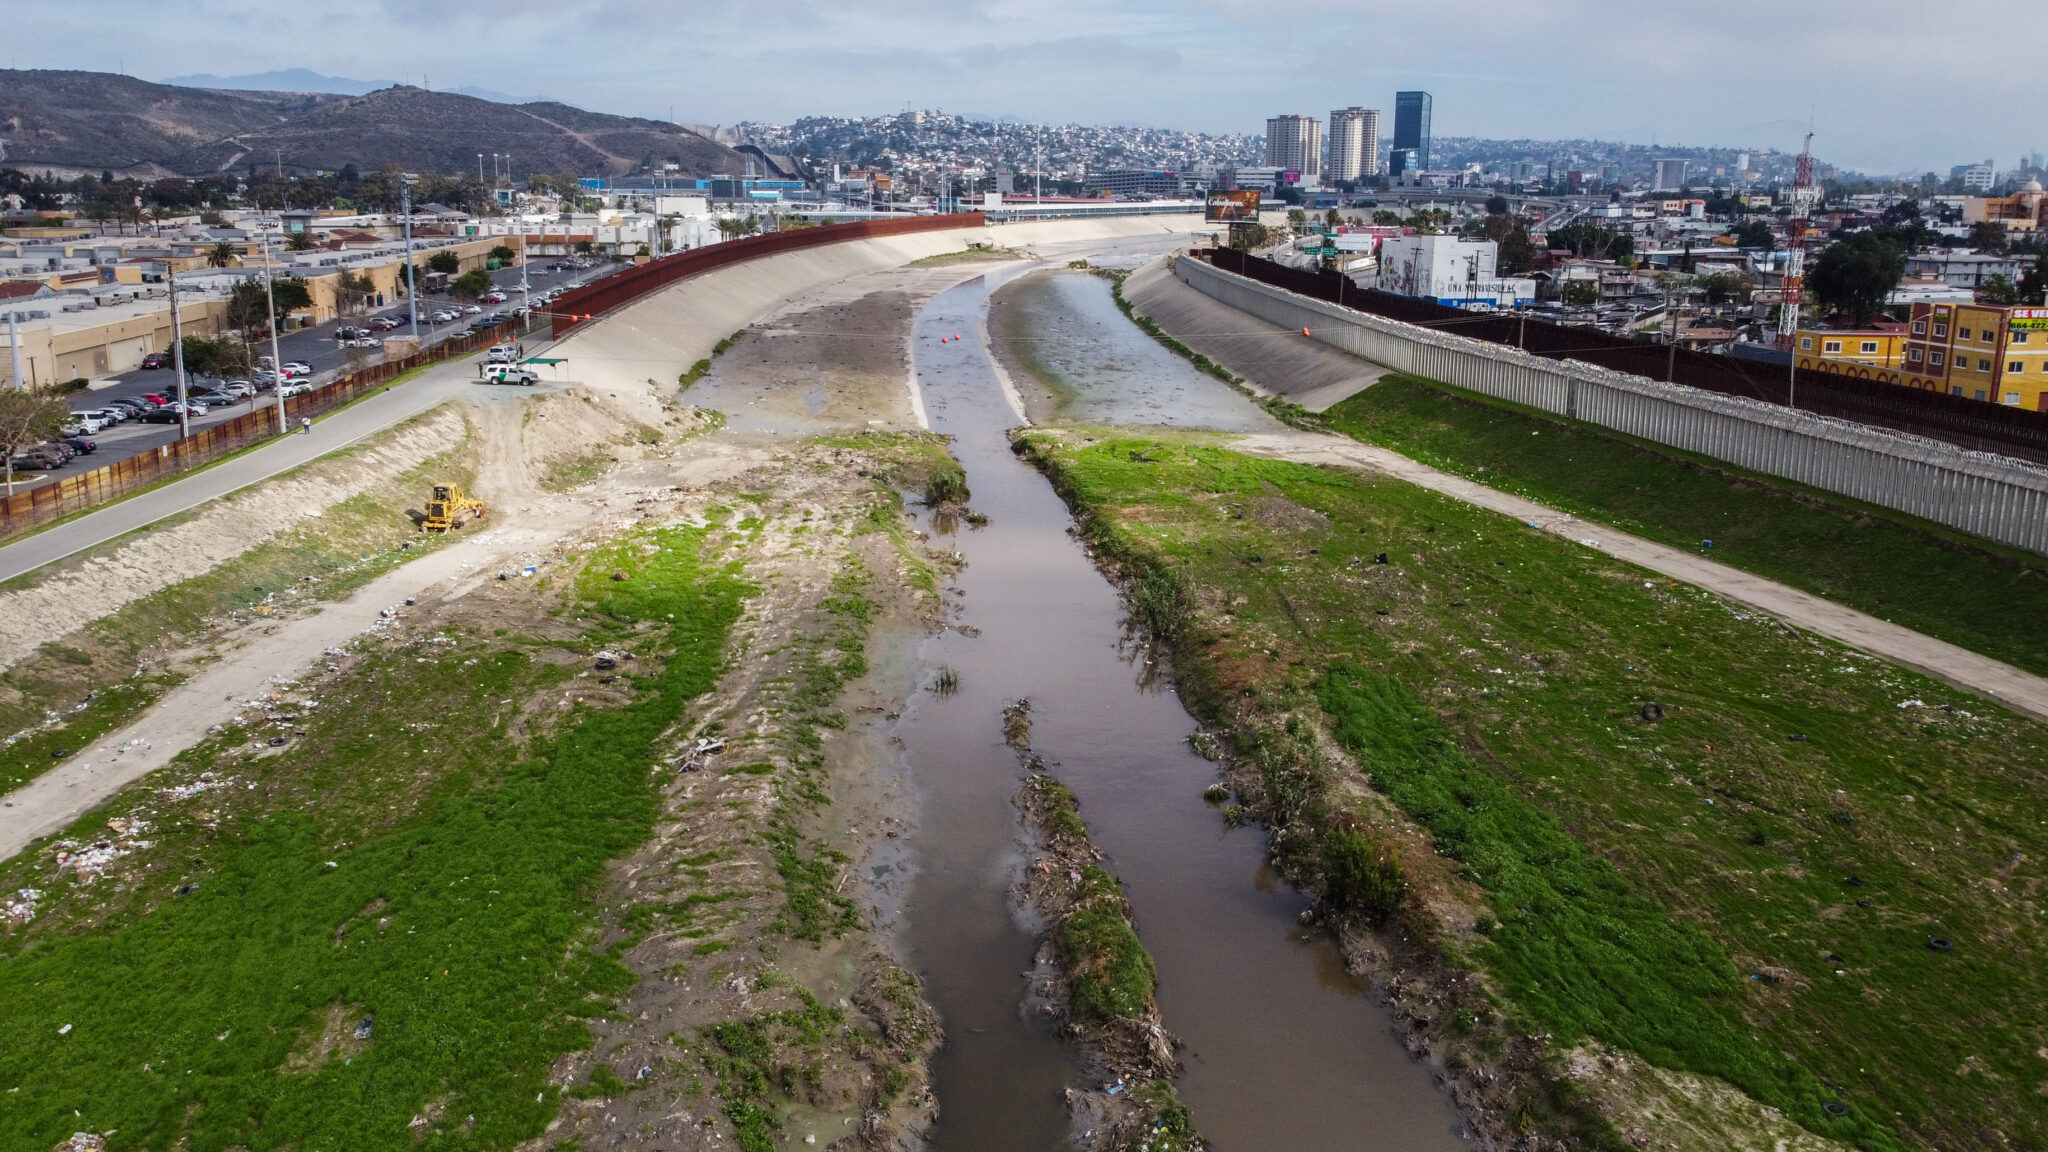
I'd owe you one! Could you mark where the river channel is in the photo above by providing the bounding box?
[894,263,1468,1151]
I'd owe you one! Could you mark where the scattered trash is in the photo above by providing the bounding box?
[1700,539,1713,549]
[611,570,630,581]
[51,748,69,759]
[57,1024,71,1035]
[1846,876,1865,887]
[1897,699,1924,709]
[1640,702,1664,722]
[268,737,288,747]
[1856,898,1874,908]
[594,655,619,671]
[175,884,198,896]
[635,1065,653,1080]
[1788,733,1808,742]
[354,1017,374,1040]
[1373,552,1389,565]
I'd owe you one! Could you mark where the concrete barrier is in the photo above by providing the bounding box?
[1177,255,2048,556]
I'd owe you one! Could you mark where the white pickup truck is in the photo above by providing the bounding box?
[482,364,538,386]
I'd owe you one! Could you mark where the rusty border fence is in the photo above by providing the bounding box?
[548,213,985,339]
[0,325,506,541]
[1202,247,2048,465]
[1,212,988,543]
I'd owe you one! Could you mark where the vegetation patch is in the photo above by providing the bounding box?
[1324,373,2048,676]
[0,522,745,1151]
[1017,428,2048,1152]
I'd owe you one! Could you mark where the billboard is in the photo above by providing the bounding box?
[1205,189,1261,223]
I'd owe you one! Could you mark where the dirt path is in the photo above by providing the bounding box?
[1229,429,2048,723]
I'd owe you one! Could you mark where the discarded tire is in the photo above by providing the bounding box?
[1846,875,1865,887]
[1789,733,1808,742]
[1928,936,1954,952]
[1856,898,1874,908]
[1823,1102,1849,1117]
[1640,702,1664,722]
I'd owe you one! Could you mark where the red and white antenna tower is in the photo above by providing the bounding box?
[1776,132,1817,348]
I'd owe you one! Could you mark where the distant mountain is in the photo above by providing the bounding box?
[161,69,390,95]
[0,69,747,180]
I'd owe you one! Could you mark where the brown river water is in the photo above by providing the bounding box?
[893,264,1468,1151]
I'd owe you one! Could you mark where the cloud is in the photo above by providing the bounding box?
[26,0,2039,172]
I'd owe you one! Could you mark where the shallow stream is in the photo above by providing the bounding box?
[895,265,1467,1151]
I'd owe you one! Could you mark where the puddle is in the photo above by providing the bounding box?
[897,266,1466,1150]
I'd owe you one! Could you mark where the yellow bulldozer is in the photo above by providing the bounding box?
[421,483,487,532]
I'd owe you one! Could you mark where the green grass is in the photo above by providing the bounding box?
[1324,374,2048,677]
[0,436,474,799]
[0,522,746,1151]
[1019,430,2048,1152]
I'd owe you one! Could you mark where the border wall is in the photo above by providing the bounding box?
[1178,254,2048,556]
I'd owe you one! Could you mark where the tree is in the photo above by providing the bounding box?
[1730,220,1774,250]
[1967,221,2009,254]
[1323,207,1342,230]
[226,277,311,339]
[426,250,461,275]
[285,230,314,252]
[1226,222,1273,252]
[206,241,238,268]
[1498,224,1535,275]
[1484,193,1510,215]
[1371,209,1400,226]
[2018,251,2048,305]
[1979,273,2022,306]
[1806,233,1906,325]
[488,244,516,264]
[450,268,495,301]
[0,387,73,494]
[1286,208,1308,231]
[180,334,251,378]
[1697,270,1756,306]
[1562,280,1602,307]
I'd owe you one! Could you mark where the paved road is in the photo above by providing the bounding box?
[0,326,578,585]
[16,260,618,495]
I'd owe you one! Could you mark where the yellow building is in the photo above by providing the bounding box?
[1793,324,1907,376]
[1963,179,2046,234]
[1903,302,2048,410]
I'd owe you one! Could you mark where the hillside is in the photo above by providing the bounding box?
[0,69,744,180]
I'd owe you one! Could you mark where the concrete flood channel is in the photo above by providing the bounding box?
[895,266,1467,1151]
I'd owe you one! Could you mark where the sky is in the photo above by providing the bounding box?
[14,0,2044,175]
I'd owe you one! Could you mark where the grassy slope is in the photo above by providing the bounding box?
[1323,375,2048,678]
[0,524,744,1151]
[1020,430,2048,1152]
[0,426,477,799]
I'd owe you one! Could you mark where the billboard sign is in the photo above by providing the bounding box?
[2012,308,2048,331]
[1205,189,1261,223]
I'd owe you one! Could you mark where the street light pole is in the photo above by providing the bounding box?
[169,269,189,437]
[401,173,420,344]
[258,222,287,434]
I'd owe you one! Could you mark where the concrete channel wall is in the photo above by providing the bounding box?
[1176,255,2048,556]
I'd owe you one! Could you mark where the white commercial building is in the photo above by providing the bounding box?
[1264,114,1322,180]
[1652,158,1689,191]
[1327,107,1381,182]
[1377,235,1536,309]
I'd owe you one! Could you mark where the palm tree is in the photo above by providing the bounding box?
[207,241,238,268]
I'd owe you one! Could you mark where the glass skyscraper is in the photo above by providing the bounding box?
[1394,91,1432,172]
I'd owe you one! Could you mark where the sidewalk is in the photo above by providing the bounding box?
[0,348,503,585]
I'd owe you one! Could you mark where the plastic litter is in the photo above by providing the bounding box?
[354,1017,374,1040]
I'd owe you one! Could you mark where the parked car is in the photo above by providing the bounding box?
[429,309,457,323]
[218,380,254,398]
[281,362,312,377]
[65,437,97,455]
[139,392,174,407]
[461,304,482,316]
[138,407,184,424]
[87,407,128,425]
[10,446,66,471]
[191,390,237,407]
[140,352,171,370]
[371,316,404,330]
[482,364,538,386]
[479,291,507,304]
[63,413,108,435]
[343,336,381,348]
[279,380,314,399]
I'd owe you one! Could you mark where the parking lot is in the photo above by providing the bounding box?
[13,258,619,494]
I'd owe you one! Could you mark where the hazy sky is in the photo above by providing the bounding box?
[20,0,2042,174]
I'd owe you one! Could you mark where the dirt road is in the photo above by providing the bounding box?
[1230,430,2048,723]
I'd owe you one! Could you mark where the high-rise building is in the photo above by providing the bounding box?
[1388,147,1419,178]
[1327,107,1381,181]
[1264,115,1322,179]
[1652,158,1688,191]
[1393,91,1432,171]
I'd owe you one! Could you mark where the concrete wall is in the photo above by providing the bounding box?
[1177,255,2048,556]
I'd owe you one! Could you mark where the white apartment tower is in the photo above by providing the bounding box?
[1327,107,1381,181]
[1264,115,1322,178]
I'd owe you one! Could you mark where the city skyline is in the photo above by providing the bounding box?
[12,0,2043,175]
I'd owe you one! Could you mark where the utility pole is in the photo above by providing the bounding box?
[401,173,420,344]
[169,269,189,436]
[1779,131,1816,410]
[257,221,287,435]
[1666,283,1680,382]
[7,310,24,391]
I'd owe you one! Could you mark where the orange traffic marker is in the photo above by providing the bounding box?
[1302,326,1311,336]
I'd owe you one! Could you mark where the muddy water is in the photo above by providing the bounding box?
[898,267,1467,1152]
[998,270,1285,432]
